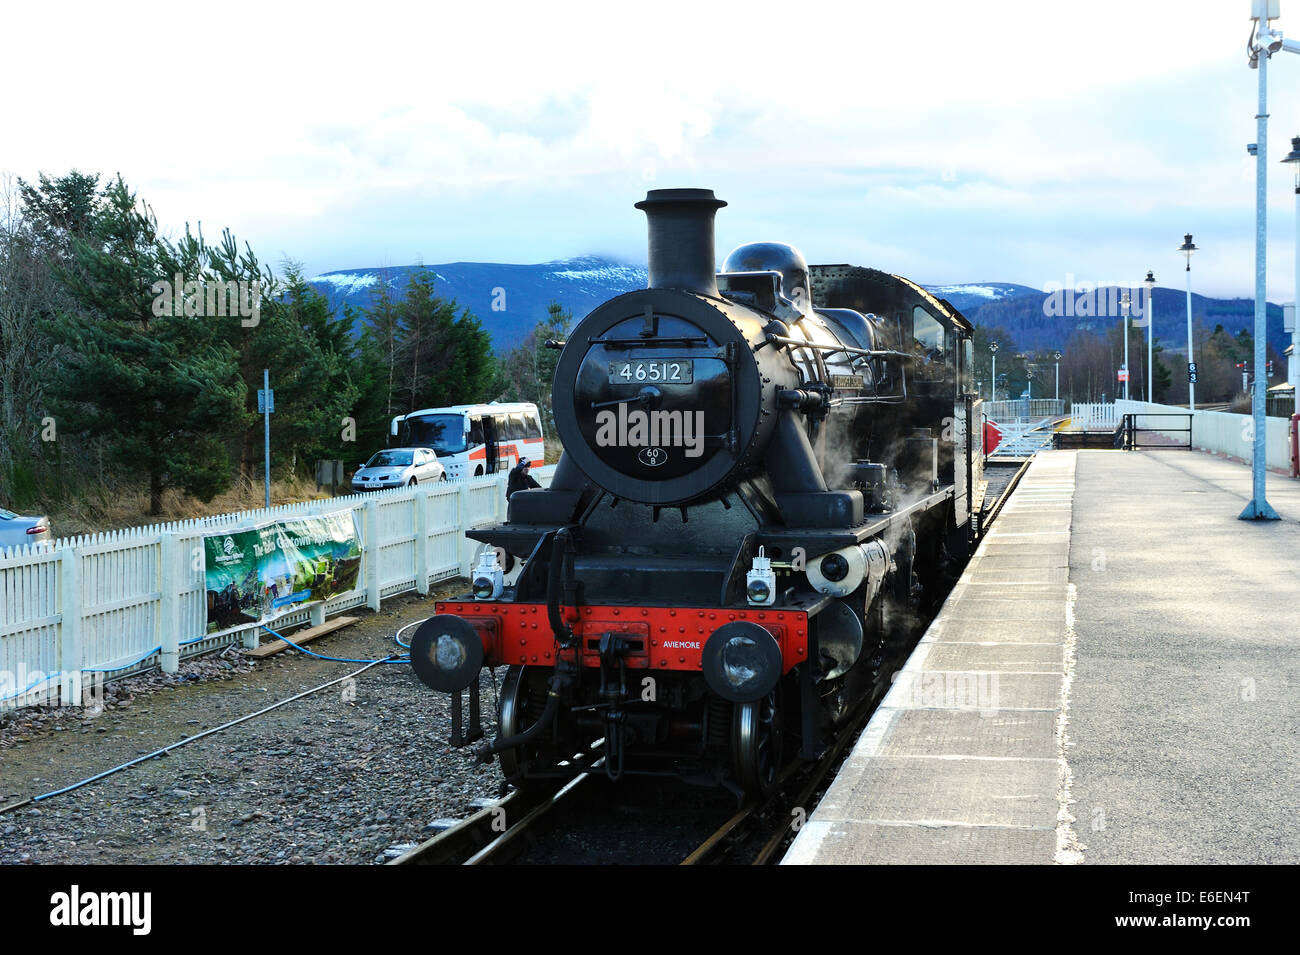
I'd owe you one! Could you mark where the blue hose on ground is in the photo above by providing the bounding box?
[260,625,409,665]
[0,622,415,810]
[393,620,420,650]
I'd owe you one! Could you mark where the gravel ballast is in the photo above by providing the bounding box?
[0,589,505,865]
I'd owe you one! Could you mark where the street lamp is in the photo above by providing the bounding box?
[1178,233,1198,411]
[1143,270,1156,403]
[1120,289,1131,401]
[1282,136,1300,416]
[989,341,998,401]
[1054,351,1062,402]
[1242,1,1280,520]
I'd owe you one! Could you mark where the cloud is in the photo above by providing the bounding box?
[4,0,1299,298]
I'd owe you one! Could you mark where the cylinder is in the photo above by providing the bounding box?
[635,189,726,297]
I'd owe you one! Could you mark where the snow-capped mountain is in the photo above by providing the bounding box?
[309,256,647,346]
[311,262,1285,357]
[922,282,1044,313]
[310,258,1052,348]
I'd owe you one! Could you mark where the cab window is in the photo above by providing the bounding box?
[913,307,945,362]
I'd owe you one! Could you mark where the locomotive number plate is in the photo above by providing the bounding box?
[608,359,694,384]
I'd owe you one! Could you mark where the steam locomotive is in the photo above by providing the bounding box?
[410,189,983,797]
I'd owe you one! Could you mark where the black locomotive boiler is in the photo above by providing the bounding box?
[410,188,984,796]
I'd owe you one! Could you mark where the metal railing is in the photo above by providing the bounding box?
[984,399,1065,422]
[987,417,1058,459]
[1121,413,1192,450]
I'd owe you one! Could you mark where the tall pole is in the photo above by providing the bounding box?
[991,351,997,401]
[263,368,271,509]
[1286,141,1300,415]
[1145,273,1155,404]
[1121,292,1130,400]
[1184,253,1196,410]
[1242,32,1279,520]
[1055,359,1060,401]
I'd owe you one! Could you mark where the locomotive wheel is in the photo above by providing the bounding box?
[497,665,545,784]
[732,687,783,797]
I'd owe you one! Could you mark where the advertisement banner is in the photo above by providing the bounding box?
[204,510,362,635]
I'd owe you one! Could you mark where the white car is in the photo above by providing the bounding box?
[351,448,446,492]
[0,507,51,549]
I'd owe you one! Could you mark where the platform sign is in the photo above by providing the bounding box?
[1188,362,1198,383]
[1117,369,1129,382]
[257,388,275,414]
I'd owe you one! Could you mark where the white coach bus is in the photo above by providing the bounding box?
[389,402,545,479]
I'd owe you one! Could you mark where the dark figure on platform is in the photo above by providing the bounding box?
[506,458,541,500]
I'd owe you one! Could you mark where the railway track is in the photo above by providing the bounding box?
[389,645,905,866]
[390,464,1030,866]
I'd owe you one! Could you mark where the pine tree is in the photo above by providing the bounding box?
[491,302,573,428]
[351,275,403,457]
[45,176,248,514]
[393,270,493,413]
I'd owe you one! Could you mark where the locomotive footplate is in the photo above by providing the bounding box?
[432,600,815,675]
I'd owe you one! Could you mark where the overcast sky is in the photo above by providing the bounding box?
[7,0,1300,298]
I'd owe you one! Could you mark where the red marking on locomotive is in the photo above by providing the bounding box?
[434,601,808,673]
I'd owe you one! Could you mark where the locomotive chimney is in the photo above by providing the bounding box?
[635,188,726,297]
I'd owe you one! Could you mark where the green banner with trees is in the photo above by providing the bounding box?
[204,511,361,635]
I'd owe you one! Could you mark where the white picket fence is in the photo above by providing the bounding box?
[0,467,553,710]
[1066,402,1120,430]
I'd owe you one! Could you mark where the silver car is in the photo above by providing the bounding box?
[0,507,52,549]
[351,448,446,492]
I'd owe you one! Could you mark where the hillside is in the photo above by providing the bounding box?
[960,286,1289,357]
[311,259,1289,355]
[310,256,647,346]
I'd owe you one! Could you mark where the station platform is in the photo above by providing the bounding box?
[783,449,1300,864]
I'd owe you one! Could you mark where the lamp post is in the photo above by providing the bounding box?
[1120,289,1131,401]
[1054,351,1062,402]
[1242,2,1280,520]
[990,341,998,402]
[1178,233,1198,410]
[1283,136,1300,415]
[1143,270,1156,403]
